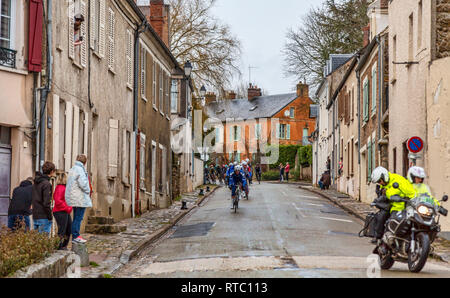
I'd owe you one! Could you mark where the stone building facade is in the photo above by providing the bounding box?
[0,0,35,225]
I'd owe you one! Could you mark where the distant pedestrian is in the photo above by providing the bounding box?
[285,162,290,182]
[279,163,285,182]
[8,177,34,231]
[32,162,56,234]
[53,173,73,250]
[66,155,92,244]
[326,157,331,172]
[320,171,331,190]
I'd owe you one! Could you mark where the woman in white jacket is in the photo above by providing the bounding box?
[66,155,92,243]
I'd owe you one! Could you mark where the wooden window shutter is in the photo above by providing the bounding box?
[28,0,44,72]
[98,0,106,57]
[152,61,156,105]
[64,101,74,172]
[108,8,115,69]
[140,133,146,189]
[89,0,96,50]
[127,30,133,87]
[68,0,75,59]
[276,123,280,139]
[80,1,87,67]
[108,119,119,177]
[140,46,146,97]
[286,124,291,140]
[52,94,60,169]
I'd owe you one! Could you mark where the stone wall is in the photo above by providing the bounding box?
[436,0,450,59]
[11,251,76,278]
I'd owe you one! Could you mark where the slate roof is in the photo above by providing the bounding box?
[205,93,298,121]
[324,54,354,77]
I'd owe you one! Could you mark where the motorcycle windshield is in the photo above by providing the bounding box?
[414,195,436,208]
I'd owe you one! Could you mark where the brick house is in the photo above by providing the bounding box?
[205,83,317,165]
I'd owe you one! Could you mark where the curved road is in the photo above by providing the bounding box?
[116,182,450,278]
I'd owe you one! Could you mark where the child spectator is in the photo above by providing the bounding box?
[53,173,73,250]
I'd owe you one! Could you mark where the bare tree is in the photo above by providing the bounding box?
[169,0,242,95]
[283,0,369,89]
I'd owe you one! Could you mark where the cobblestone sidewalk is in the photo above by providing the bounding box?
[300,185,450,264]
[79,186,220,278]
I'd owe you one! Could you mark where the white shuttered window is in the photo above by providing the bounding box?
[108,119,119,177]
[107,7,115,70]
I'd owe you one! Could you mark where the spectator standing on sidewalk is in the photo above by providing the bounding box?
[285,162,290,182]
[66,155,92,244]
[279,163,285,182]
[8,177,34,231]
[52,173,73,250]
[32,162,56,234]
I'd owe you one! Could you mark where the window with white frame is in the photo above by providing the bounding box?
[170,79,179,113]
[276,124,290,140]
[255,124,262,140]
[0,0,12,49]
[290,107,295,118]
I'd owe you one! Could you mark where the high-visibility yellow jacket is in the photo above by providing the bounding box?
[381,173,417,213]
[412,183,440,206]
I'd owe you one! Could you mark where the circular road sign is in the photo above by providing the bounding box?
[408,136,424,154]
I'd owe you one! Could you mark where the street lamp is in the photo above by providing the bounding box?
[200,85,206,107]
[184,60,192,78]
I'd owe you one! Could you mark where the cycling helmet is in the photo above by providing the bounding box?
[242,161,247,166]
[234,165,242,172]
[407,166,426,183]
[234,162,238,166]
[246,159,250,163]
[371,167,389,184]
[229,163,233,167]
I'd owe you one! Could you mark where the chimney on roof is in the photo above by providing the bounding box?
[226,91,237,100]
[137,0,170,47]
[205,92,217,104]
[362,23,370,47]
[248,83,262,101]
[297,82,309,98]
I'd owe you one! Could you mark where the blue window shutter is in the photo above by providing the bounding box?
[276,123,280,139]
[287,125,291,140]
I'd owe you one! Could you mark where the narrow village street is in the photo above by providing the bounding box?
[114,183,450,278]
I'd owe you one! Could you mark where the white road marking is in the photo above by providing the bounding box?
[307,203,324,207]
[292,203,306,218]
[319,217,353,223]
[298,195,320,199]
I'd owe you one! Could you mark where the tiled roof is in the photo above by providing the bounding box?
[205,93,298,121]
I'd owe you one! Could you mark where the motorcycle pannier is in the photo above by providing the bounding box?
[359,213,376,238]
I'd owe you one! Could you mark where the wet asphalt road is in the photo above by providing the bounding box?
[116,182,450,278]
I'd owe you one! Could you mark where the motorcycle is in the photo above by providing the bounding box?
[366,183,448,273]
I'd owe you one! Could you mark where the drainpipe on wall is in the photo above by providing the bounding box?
[39,0,53,171]
[357,68,361,201]
[131,21,148,218]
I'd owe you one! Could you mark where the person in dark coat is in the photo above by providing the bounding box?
[8,178,34,231]
[32,162,56,234]
[321,171,331,190]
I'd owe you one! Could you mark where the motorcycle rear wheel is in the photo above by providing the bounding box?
[408,232,430,273]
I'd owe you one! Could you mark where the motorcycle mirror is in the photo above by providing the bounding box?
[393,182,399,189]
[442,195,448,202]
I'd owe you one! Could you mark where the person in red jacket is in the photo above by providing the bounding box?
[52,173,73,250]
[285,162,290,182]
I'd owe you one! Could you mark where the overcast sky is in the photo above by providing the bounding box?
[211,0,324,96]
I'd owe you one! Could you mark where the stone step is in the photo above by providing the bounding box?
[85,224,127,234]
[87,216,115,225]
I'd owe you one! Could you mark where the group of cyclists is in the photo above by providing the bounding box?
[224,159,262,210]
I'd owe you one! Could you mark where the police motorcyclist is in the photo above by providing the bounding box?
[407,166,440,206]
[370,166,416,243]
[229,165,247,209]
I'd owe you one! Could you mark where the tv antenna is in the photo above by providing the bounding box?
[249,65,258,84]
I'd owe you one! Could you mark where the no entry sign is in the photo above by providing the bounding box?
[407,136,424,154]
